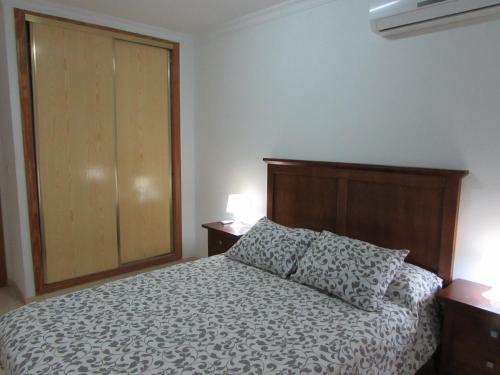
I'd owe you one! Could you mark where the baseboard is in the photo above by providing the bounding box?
[7,278,27,305]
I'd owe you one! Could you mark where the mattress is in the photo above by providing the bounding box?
[0,256,440,375]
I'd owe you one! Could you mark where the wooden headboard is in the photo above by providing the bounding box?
[265,158,468,285]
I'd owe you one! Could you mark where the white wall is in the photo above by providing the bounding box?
[0,0,197,298]
[0,1,32,296]
[195,0,500,286]
[3,0,500,297]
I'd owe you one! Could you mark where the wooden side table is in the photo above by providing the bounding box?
[437,279,500,374]
[202,222,250,256]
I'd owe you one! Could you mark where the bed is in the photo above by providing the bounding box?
[0,158,467,374]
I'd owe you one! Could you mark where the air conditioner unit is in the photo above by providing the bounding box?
[370,0,500,36]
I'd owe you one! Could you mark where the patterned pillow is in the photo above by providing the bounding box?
[225,217,319,278]
[291,231,409,312]
[385,262,443,313]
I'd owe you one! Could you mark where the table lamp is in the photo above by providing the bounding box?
[226,193,252,226]
[481,248,500,306]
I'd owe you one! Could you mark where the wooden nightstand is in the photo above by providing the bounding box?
[202,222,250,256]
[437,279,500,375]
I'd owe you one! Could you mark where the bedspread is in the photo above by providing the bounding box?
[0,256,439,374]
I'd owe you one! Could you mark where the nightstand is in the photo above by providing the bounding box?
[437,279,500,375]
[202,222,250,256]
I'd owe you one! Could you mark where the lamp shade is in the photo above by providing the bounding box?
[480,247,500,305]
[483,287,500,305]
[226,194,248,214]
[226,194,255,223]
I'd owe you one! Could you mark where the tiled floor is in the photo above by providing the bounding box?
[0,287,23,315]
[0,289,21,374]
[0,257,196,316]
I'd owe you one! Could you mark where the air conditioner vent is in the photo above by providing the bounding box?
[370,0,500,36]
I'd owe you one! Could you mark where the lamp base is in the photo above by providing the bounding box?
[483,287,500,307]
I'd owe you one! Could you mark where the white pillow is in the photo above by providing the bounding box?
[385,262,443,313]
[292,231,409,312]
[225,217,318,278]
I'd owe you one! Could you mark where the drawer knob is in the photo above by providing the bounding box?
[490,330,498,339]
[486,361,495,369]
[218,240,223,245]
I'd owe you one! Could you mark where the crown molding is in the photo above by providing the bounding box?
[2,0,337,41]
[1,0,192,43]
[212,0,337,36]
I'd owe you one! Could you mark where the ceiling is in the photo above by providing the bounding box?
[41,0,290,34]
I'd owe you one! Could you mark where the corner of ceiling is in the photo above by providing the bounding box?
[2,0,194,43]
[209,0,337,37]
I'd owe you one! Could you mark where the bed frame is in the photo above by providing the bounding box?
[264,158,468,286]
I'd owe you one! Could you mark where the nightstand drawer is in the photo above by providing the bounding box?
[451,339,500,374]
[454,309,500,346]
[207,231,239,256]
[448,310,500,374]
[438,280,500,375]
[203,222,249,257]
[451,362,499,375]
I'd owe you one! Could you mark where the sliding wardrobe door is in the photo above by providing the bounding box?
[31,22,119,283]
[115,40,173,263]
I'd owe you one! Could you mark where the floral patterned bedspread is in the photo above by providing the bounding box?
[0,256,439,375]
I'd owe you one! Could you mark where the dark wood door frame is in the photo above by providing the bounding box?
[0,197,6,287]
[14,8,182,295]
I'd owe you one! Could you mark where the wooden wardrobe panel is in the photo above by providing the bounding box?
[31,23,119,283]
[115,40,173,264]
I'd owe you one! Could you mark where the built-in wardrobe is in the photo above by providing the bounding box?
[15,9,182,294]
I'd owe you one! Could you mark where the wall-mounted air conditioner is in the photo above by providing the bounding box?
[370,0,500,36]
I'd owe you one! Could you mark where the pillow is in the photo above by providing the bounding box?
[225,217,318,278]
[385,262,443,313]
[291,231,409,312]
